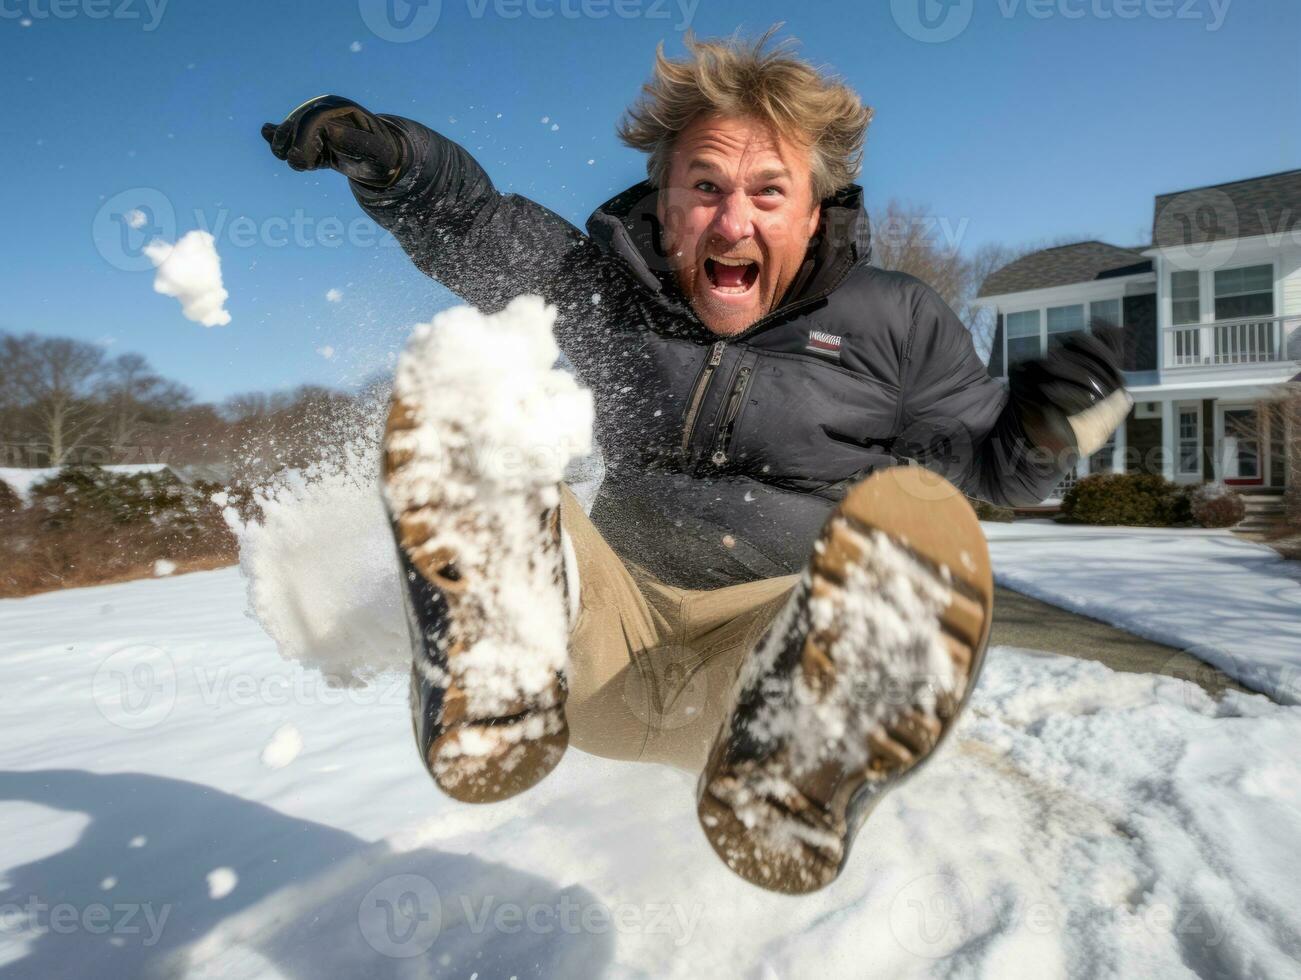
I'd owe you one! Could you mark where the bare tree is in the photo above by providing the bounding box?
[872,199,969,311]
[100,352,191,453]
[5,334,105,465]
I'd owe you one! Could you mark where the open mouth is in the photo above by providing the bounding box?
[704,256,760,295]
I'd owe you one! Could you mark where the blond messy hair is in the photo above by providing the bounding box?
[617,28,874,202]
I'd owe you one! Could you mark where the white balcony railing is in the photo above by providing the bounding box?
[1166,314,1300,369]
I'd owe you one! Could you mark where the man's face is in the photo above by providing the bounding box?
[657,113,822,337]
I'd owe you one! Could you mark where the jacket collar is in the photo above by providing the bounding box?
[585,181,872,322]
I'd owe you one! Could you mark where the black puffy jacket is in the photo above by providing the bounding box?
[353,118,1065,588]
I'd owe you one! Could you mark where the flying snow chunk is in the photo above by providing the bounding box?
[152,559,176,577]
[260,723,304,770]
[206,868,238,899]
[144,231,231,327]
[325,288,343,303]
[317,345,336,360]
[349,40,362,52]
[125,209,148,229]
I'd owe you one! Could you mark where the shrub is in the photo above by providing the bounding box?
[1,466,237,598]
[1060,472,1192,527]
[969,497,1015,522]
[1189,482,1245,528]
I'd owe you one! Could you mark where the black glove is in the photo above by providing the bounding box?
[1009,325,1131,459]
[261,95,408,189]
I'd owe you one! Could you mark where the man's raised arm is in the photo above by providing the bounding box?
[898,283,1131,507]
[262,95,644,355]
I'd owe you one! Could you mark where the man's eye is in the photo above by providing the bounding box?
[694,181,719,194]
[757,186,782,197]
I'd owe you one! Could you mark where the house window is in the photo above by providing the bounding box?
[1089,298,1121,330]
[1089,431,1117,474]
[1178,408,1200,476]
[1213,265,1273,320]
[1170,270,1200,325]
[1006,310,1041,366]
[1046,304,1086,350]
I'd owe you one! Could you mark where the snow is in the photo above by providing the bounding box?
[985,520,1301,705]
[0,464,170,504]
[260,724,303,770]
[144,230,231,328]
[325,288,343,303]
[206,868,239,900]
[1,568,1297,977]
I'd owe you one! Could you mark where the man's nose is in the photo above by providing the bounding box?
[712,189,756,244]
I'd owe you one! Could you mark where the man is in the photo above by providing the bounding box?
[263,32,1129,893]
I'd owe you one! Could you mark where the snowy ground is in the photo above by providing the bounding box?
[2,566,1299,979]
[985,521,1301,705]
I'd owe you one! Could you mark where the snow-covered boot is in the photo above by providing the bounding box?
[382,298,593,804]
[696,466,993,893]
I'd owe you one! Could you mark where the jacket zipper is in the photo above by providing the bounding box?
[677,256,857,462]
[681,340,726,456]
[710,365,752,466]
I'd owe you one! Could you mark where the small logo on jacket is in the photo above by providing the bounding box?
[806,330,843,360]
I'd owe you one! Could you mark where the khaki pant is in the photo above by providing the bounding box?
[561,487,799,774]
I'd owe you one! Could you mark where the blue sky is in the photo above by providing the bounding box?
[2,0,1297,402]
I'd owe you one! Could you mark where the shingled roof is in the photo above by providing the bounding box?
[978,241,1151,298]
[1152,169,1301,249]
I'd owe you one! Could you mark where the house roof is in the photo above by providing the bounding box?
[978,241,1152,298]
[1152,168,1301,249]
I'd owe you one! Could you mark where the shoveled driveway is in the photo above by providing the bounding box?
[990,586,1248,698]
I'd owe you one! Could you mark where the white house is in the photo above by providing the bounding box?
[977,168,1301,503]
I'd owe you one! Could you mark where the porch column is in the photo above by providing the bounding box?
[1160,399,1176,481]
[1111,414,1127,474]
